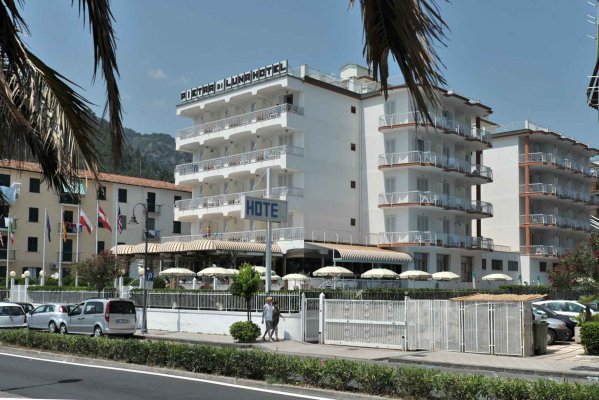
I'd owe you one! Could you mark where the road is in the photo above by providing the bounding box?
[0,351,337,400]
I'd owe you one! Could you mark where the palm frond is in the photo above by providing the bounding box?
[350,0,448,121]
[588,58,599,110]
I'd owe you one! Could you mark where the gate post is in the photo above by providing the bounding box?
[301,292,306,342]
[404,294,409,350]
[318,292,325,344]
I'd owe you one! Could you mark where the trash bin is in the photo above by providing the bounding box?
[533,320,549,355]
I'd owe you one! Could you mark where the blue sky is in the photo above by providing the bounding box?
[18,1,599,146]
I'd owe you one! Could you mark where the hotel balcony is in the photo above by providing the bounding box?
[175,186,303,221]
[379,191,493,218]
[519,183,599,207]
[0,249,16,261]
[378,151,492,184]
[59,222,81,235]
[520,245,569,259]
[377,231,494,250]
[378,111,492,148]
[174,145,304,185]
[176,104,304,150]
[56,252,80,263]
[519,153,597,180]
[519,214,592,232]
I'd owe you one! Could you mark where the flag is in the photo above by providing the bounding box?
[62,221,67,243]
[79,210,94,235]
[98,207,113,232]
[6,218,15,244]
[117,207,123,234]
[46,213,52,242]
[0,232,3,247]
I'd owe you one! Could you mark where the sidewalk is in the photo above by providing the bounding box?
[141,330,599,382]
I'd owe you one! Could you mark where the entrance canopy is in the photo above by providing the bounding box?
[305,242,412,264]
[111,239,281,255]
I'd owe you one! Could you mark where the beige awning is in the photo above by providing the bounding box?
[157,242,187,253]
[211,240,281,253]
[185,240,217,251]
[109,244,134,255]
[305,242,411,264]
[131,243,161,254]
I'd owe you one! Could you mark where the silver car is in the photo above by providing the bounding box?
[28,303,73,333]
[60,299,137,337]
[0,302,27,328]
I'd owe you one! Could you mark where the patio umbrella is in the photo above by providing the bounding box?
[251,266,267,275]
[432,271,460,281]
[399,270,432,280]
[261,274,281,280]
[481,273,513,281]
[158,267,196,277]
[225,269,239,275]
[282,273,310,281]
[360,268,399,279]
[196,267,231,277]
[312,266,353,277]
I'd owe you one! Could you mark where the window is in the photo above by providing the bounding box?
[350,105,356,114]
[540,262,547,272]
[29,178,40,193]
[97,186,107,200]
[118,188,127,203]
[173,221,182,234]
[27,237,38,252]
[414,253,428,272]
[0,174,10,187]
[174,195,182,203]
[283,94,293,105]
[63,210,74,223]
[28,207,39,223]
[350,143,356,151]
[147,217,156,230]
[97,241,105,253]
[350,218,356,226]
[482,259,487,270]
[491,259,503,271]
[461,256,473,282]
[436,254,450,272]
[508,261,519,271]
[350,180,356,189]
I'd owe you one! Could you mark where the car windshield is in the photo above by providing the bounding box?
[535,306,557,317]
[0,306,24,316]
[109,301,135,314]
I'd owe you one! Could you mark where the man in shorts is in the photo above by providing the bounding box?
[261,297,274,341]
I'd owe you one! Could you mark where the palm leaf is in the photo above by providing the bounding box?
[588,58,599,110]
[350,0,448,121]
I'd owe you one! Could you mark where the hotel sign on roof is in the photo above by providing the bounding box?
[180,60,288,103]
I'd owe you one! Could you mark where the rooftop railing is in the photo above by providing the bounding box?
[378,191,493,216]
[175,145,304,177]
[175,187,303,212]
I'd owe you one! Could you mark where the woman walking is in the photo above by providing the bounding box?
[270,299,285,341]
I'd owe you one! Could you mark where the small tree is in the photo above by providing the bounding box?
[550,233,599,291]
[229,262,260,321]
[73,250,126,296]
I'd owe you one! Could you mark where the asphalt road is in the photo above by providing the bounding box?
[0,351,336,400]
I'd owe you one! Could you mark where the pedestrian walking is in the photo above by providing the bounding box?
[270,299,285,341]
[261,296,274,341]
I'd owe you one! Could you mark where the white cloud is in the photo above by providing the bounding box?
[174,76,190,85]
[147,68,168,80]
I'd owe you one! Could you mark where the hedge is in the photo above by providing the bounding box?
[0,330,598,399]
[581,322,599,355]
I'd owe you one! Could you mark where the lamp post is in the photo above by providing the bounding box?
[23,271,30,287]
[39,270,45,286]
[130,201,149,334]
[9,270,15,291]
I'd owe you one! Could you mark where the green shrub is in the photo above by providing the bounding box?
[153,276,166,289]
[581,322,599,355]
[229,321,260,342]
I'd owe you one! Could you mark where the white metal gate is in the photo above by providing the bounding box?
[302,297,320,342]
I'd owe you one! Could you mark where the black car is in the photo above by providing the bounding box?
[533,305,576,340]
[15,302,34,314]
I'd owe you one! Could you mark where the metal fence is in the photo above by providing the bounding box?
[19,289,117,304]
[302,297,320,342]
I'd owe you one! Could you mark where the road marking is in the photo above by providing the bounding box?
[0,351,334,400]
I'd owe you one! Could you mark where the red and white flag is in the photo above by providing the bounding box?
[79,210,94,234]
[117,207,123,234]
[98,207,113,232]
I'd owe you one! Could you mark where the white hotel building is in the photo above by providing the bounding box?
[172,60,515,283]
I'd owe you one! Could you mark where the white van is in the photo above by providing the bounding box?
[60,299,136,337]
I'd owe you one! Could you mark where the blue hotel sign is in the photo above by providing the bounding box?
[240,196,288,223]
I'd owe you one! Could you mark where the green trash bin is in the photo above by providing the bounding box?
[533,320,548,355]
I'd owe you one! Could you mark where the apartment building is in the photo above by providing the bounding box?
[173,60,510,281]
[0,161,191,279]
[482,121,599,284]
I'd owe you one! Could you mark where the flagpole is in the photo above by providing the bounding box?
[114,194,118,249]
[75,205,80,286]
[58,206,64,287]
[95,200,99,254]
[5,213,10,288]
[42,208,47,285]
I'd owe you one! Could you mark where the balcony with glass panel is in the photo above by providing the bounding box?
[377,231,495,250]
[519,183,599,207]
[378,191,493,218]
[518,153,597,180]
[519,214,592,232]
[519,245,569,259]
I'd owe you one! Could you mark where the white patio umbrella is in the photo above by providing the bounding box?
[360,268,399,279]
[312,266,354,277]
[282,273,310,281]
[399,270,432,280]
[251,266,267,275]
[481,273,513,282]
[158,267,196,277]
[432,271,460,281]
[196,267,231,277]
[261,274,281,280]
[225,269,239,275]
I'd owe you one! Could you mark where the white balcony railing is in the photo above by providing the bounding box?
[519,153,597,178]
[378,191,493,216]
[177,103,304,140]
[520,183,599,205]
[379,151,493,181]
[175,145,304,177]
[175,187,303,212]
[520,245,569,258]
[378,111,492,145]
[519,214,592,231]
[377,231,495,250]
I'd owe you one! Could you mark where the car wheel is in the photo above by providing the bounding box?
[59,324,68,335]
[48,321,57,333]
[93,326,103,337]
[547,329,557,345]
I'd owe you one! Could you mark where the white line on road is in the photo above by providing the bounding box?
[0,351,334,400]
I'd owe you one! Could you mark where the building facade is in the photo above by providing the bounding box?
[0,161,191,279]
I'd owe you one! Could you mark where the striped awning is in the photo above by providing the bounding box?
[109,244,134,255]
[185,239,217,251]
[131,243,161,254]
[157,242,187,253]
[211,240,281,253]
[305,242,412,264]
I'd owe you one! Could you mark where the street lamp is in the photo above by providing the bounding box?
[39,270,45,286]
[130,201,149,334]
[9,270,15,291]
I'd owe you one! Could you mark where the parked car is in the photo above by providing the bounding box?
[15,302,34,314]
[28,303,73,333]
[60,299,137,337]
[532,305,576,340]
[0,302,27,328]
[532,308,571,344]
[533,300,593,318]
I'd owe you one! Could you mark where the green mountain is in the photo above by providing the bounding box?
[95,121,191,183]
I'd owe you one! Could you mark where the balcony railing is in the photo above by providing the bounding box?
[147,204,161,214]
[520,183,599,205]
[58,193,81,205]
[175,145,304,177]
[59,222,80,234]
[56,252,80,263]
[378,111,492,145]
[175,187,303,212]
[177,103,304,140]
[378,191,493,216]
[377,231,494,250]
[520,245,569,258]
[519,153,597,178]
[0,249,16,261]
[519,214,592,231]
[378,151,493,181]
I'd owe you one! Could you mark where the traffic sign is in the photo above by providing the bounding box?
[147,271,155,281]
